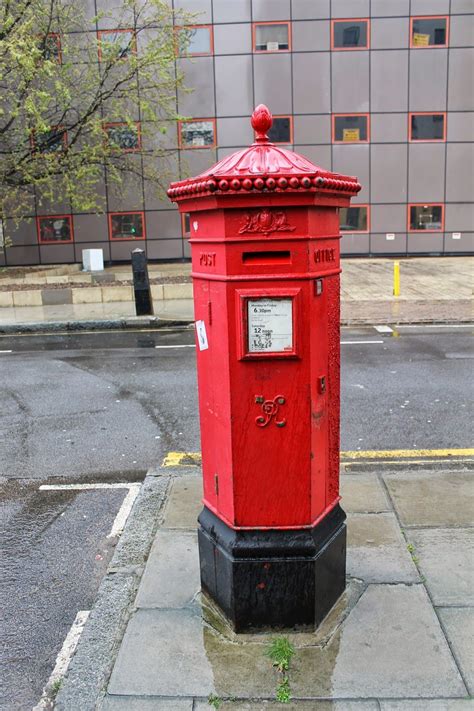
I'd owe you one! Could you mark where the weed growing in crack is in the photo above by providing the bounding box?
[267,636,295,704]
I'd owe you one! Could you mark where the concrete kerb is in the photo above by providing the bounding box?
[54,467,175,711]
[0,317,194,335]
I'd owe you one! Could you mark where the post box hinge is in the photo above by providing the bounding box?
[214,473,219,495]
[208,301,212,325]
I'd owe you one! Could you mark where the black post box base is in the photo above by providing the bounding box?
[198,504,346,632]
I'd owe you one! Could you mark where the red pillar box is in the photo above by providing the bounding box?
[168,105,361,631]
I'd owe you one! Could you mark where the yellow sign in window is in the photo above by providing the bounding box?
[413,32,430,46]
[343,128,360,142]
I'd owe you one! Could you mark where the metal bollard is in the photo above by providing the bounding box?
[393,260,400,297]
[131,248,154,316]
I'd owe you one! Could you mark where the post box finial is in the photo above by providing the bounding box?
[251,104,273,143]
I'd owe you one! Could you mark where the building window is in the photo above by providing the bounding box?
[98,30,136,62]
[37,215,73,244]
[43,33,62,63]
[408,204,443,231]
[411,17,448,47]
[104,122,141,151]
[409,113,446,141]
[339,206,369,233]
[32,126,67,153]
[177,25,213,56]
[268,116,292,143]
[333,115,369,143]
[253,22,290,52]
[332,19,369,49]
[182,213,191,237]
[179,119,216,149]
[109,212,145,240]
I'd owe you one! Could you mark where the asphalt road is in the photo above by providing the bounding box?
[0,324,472,710]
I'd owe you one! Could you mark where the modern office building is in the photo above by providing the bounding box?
[2,0,473,266]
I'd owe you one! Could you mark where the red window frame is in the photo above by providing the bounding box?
[108,211,146,241]
[332,114,370,143]
[174,25,214,57]
[97,29,137,62]
[407,204,444,232]
[268,115,293,144]
[339,204,370,233]
[103,121,142,152]
[331,18,370,50]
[409,112,446,142]
[252,21,291,53]
[410,16,449,48]
[37,215,74,244]
[178,118,216,150]
[30,125,68,153]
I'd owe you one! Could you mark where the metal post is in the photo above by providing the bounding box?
[131,248,154,316]
[393,260,400,297]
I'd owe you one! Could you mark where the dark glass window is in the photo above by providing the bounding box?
[99,30,135,61]
[183,213,190,235]
[180,26,212,55]
[110,213,144,240]
[35,127,66,153]
[43,33,62,62]
[412,18,447,46]
[38,216,72,243]
[334,115,368,142]
[339,206,368,232]
[254,23,289,51]
[268,117,291,143]
[105,123,140,151]
[333,20,368,48]
[409,205,443,231]
[410,114,445,141]
[180,120,215,148]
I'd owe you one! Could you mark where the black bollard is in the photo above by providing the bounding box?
[131,248,154,316]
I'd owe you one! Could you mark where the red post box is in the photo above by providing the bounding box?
[168,105,361,630]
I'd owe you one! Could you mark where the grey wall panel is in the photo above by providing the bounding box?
[331,0,369,18]
[340,234,370,254]
[448,49,474,110]
[409,49,448,112]
[215,55,254,117]
[143,155,179,210]
[178,57,216,116]
[332,52,369,113]
[371,145,408,203]
[294,115,331,144]
[217,117,254,147]
[214,24,252,55]
[5,246,40,266]
[450,14,474,47]
[370,233,407,254]
[293,53,330,113]
[141,121,178,151]
[447,112,474,142]
[446,143,474,202]
[107,169,144,212]
[445,203,474,232]
[110,240,146,261]
[292,20,329,51]
[253,54,292,114]
[371,113,407,143]
[451,0,474,11]
[291,0,329,20]
[0,251,5,266]
[75,242,111,262]
[147,239,184,260]
[6,219,38,247]
[444,232,474,253]
[371,50,408,111]
[174,0,212,23]
[36,179,72,216]
[213,0,251,23]
[333,145,370,203]
[371,17,409,50]
[371,0,409,16]
[181,148,217,177]
[146,210,182,240]
[410,0,449,13]
[95,0,134,29]
[73,214,109,243]
[252,0,290,21]
[39,244,75,263]
[408,143,446,202]
[183,239,191,259]
[294,145,331,170]
[217,146,246,160]
[407,233,444,253]
[371,205,407,233]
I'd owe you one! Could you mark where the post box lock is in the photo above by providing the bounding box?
[315,279,323,296]
[318,376,326,394]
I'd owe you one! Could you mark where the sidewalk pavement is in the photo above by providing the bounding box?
[0,257,472,331]
[55,461,474,711]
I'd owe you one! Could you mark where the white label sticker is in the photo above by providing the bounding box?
[386,233,395,241]
[247,298,293,353]
[452,232,461,240]
[195,320,209,351]
[193,221,198,232]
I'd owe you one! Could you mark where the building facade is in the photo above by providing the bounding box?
[2,0,473,266]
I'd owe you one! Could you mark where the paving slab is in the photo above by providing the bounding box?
[346,513,419,583]
[135,530,200,608]
[340,473,391,513]
[194,701,379,710]
[380,701,474,710]
[383,471,474,527]
[406,528,474,605]
[162,474,202,529]
[100,698,193,710]
[438,607,474,695]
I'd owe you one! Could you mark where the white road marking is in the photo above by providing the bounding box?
[340,340,384,345]
[0,349,12,353]
[397,323,473,329]
[155,344,195,349]
[33,610,90,710]
[39,482,134,490]
[107,483,140,538]
[374,325,393,334]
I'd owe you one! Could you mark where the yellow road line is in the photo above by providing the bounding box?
[162,448,474,467]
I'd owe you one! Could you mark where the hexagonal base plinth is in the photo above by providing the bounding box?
[198,504,346,632]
